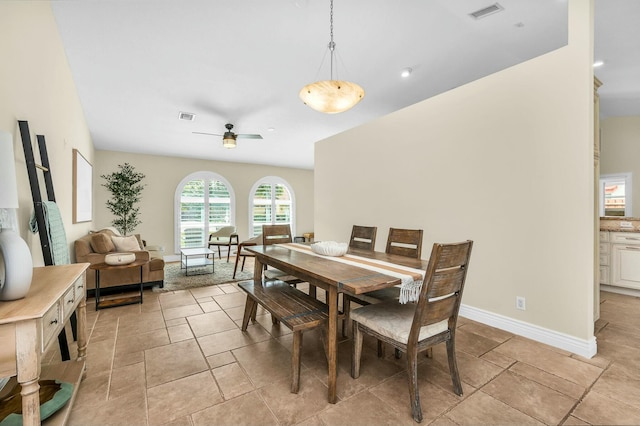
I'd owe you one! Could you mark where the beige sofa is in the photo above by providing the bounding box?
[74,228,164,292]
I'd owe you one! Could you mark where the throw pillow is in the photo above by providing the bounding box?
[111,235,142,252]
[90,233,115,254]
[134,234,145,250]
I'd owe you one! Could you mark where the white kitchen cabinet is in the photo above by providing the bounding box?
[599,231,610,285]
[610,232,640,289]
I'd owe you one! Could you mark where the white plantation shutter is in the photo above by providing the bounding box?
[177,173,234,249]
[180,180,206,248]
[250,178,295,237]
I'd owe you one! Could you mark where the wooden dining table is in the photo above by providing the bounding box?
[246,243,429,403]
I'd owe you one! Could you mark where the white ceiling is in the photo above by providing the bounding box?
[50,0,638,170]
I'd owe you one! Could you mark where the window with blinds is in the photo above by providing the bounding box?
[179,176,232,248]
[250,178,294,236]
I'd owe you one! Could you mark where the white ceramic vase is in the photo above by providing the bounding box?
[0,229,34,300]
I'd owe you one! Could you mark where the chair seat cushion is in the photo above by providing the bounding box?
[350,301,448,344]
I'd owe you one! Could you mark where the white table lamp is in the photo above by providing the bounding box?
[0,130,33,300]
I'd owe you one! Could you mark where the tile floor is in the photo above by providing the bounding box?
[44,261,640,425]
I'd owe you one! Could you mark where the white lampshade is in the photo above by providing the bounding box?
[0,131,19,209]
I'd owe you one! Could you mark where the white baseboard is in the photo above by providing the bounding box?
[459,304,597,359]
[601,284,640,297]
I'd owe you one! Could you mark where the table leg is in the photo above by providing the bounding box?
[95,269,100,310]
[253,257,264,283]
[16,320,40,426]
[139,264,144,304]
[77,297,88,360]
[327,286,338,403]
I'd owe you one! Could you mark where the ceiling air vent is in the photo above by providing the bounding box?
[178,111,196,121]
[469,3,504,20]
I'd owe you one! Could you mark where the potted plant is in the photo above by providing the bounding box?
[101,163,145,235]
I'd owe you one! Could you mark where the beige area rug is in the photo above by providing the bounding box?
[154,260,253,292]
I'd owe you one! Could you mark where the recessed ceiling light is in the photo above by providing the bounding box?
[267,127,275,132]
[178,111,196,121]
[401,67,412,78]
[593,60,604,67]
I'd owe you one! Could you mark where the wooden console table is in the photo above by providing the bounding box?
[0,263,88,426]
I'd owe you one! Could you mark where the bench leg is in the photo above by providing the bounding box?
[242,297,257,331]
[291,331,303,393]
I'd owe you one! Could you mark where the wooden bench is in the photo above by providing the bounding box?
[238,280,328,393]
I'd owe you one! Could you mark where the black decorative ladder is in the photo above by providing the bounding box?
[19,120,77,361]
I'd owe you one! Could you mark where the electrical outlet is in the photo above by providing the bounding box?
[516,296,526,310]
[620,221,633,228]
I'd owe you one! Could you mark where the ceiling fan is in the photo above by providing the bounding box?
[193,123,263,149]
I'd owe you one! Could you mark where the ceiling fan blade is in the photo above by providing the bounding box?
[192,131,223,136]
[236,134,263,139]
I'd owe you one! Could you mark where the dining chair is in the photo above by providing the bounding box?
[342,225,377,336]
[342,227,423,339]
[207,226,239,262]
[232,234,263,279]
[262,224,304,285]
[386,227,423,259]
[351,240,473,423]
[349,225,377,251]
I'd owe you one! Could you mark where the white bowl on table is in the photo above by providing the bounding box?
[104,252,136,265]
[310,241,348,257]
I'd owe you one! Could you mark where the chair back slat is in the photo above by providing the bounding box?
[386,228,423,259]
[427,268,466,299]
[409,240,473,343]
[436,244,472,269]
[349,225,377,251]
[263,224,293,245]
[420,296,457,326]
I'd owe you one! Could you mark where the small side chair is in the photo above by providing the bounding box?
[208,226,239,262]
[233,234,262,279]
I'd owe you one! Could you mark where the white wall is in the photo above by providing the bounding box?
[0,1,94,266]
[315,1,595,352]
[94,151,314,256]
[600,116,640,216]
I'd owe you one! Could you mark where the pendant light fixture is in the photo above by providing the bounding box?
[299,0,364,114]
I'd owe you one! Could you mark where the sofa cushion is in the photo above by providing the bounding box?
[112,235,142,252]
[90,233,115,254]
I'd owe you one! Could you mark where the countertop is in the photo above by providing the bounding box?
[600,217,640,232]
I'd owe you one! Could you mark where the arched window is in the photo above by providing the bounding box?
[174,172,235,252]
[249,177,295,237]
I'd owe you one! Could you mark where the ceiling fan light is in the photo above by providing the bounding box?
[223,135,236,149]
[299,80,365,114]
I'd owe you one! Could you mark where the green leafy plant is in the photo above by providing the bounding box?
[101,163,145,235]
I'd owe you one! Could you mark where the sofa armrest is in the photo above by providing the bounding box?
[84,252,107,264]
[135,250,151,261]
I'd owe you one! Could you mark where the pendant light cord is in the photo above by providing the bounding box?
[329,0,335,80]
